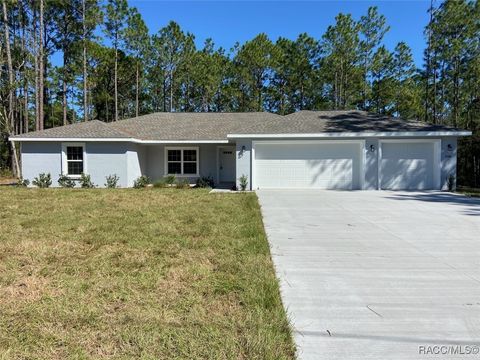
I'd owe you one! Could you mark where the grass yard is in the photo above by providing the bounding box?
[457,186,480,198]
[0,188,295,359]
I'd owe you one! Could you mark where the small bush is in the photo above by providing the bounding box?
[239,174,248,191]
[80,173,95,188]
[175,178,190,189]
[133,175,150,189]
[153,179,168,188]
[195,176,214,188]
[447,174,455,191]
[16,178,30,187]
[105,174,120,188]
[164,174,176,185]
[32,173,52,188]
[0,168,13,178]
[58,174,76,188]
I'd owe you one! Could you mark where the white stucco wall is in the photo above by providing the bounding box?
[235,139,252,190]
[21,141,129,187]
[19,136,460,190]
[86,142,129,187]
[126,144,148,187]
[441,137,457,190]
[21,142,62,185]
[145,144,218,183]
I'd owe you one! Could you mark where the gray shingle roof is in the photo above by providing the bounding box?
[11,111,467,141]
[107,112,280,140]
[280,111,462,133]
[11,120,132,139]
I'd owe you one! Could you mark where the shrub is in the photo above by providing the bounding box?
[32,173,52,188]
[0,168,13,178]
[195,176,214,188]
[447,174,455,191]
[105,174,120,188]
[153,179,168,188]
[80,173,95,188]
[239,174,248,191]
[16,178,30,187]
[175,178,190,189]
[58,174,76,188]
[133,175,150,189]
[164,174,176,185]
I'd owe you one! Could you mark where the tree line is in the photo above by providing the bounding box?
[1,0,479,185]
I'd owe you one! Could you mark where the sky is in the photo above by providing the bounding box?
[130,0,431,67]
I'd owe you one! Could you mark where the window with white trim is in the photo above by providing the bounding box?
[166,147,198,176]
[62,144,85,177]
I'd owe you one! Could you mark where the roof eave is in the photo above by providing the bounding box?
[9,137,230,144]
[227,131,472,139]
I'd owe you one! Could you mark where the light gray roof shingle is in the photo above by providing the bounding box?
[11,110,467,141]
[107,112,280,140]
[11,120,132,139]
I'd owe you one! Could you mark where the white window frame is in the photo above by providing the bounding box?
[62,142,86,178]
[164,146,200,177]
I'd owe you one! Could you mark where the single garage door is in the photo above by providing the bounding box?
[380,141,439,190]
[253,141,363,189]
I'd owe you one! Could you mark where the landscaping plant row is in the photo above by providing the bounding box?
[17,173,249,190]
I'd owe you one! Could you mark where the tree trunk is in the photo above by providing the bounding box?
[21,10,28,133]
[425,0,434,122]
[114,37,118,121]
[83,0,88,122]
[3,0,20,176]
[453,57,459,128]
[24,81,28,133]
[163,76,167,112]
[363,54,368,110]
[169,71,173,112]
[2,0,14,132]
[432,53,437,124]
[38,0,44,130]
[63,55,68,125]
[135,60,139,117]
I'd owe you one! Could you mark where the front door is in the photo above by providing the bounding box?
[219,147,236,182]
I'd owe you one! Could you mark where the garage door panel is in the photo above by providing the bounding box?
[380,142,435,190]
[254,142,361,190]
[381,159,429,190]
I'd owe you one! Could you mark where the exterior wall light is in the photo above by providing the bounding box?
[369,144,376,152]
[239,145,246,158]
[447,144,453,151]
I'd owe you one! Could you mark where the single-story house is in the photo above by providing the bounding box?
[10,110,471,190]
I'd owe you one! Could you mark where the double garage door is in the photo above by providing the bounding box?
[253,140,439,190]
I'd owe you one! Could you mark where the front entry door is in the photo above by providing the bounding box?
[219,147,236,182]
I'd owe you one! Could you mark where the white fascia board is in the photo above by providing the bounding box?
[9,137,136,142]
[137,139,229,144]
[9,137,230,144]
[227,131,472,139]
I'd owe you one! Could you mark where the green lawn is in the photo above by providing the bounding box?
[456,186,480,198]
[0,188,295,359]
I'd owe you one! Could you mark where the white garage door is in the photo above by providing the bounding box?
[253,141,363,189]
[380,141,439,190]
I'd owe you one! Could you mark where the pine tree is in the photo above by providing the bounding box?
[104,0,128,121]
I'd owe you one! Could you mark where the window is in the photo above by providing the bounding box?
[62,143,85,177]
[165,147,199,176]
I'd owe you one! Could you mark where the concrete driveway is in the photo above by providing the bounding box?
[257,190,480,360]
